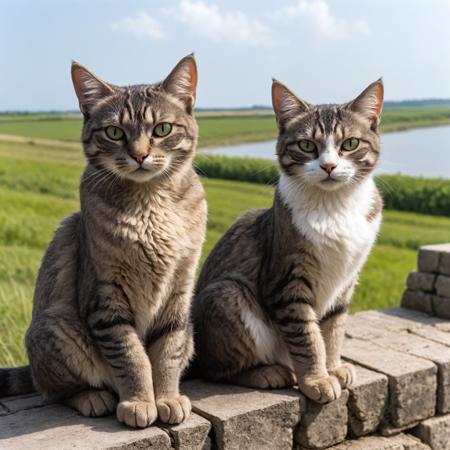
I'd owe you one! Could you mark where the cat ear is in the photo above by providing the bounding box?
[71,62,114,115]
[162,54,198,113]
[346,79,384,125]
[272,79,311,128]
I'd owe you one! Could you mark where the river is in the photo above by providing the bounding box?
[201,126,450,178]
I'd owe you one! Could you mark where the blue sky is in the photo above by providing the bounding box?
[1,0,449,110]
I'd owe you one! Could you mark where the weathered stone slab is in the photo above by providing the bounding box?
[402,289,434,314]
[183,379,303,450]
[380,307,449,328]
[411,413,450,450]
[0,392,47,414]
[347,365,388,436]
[0,404,172,450]
[346,314,450,414]
[347,310,420,338]
[432,295,450,320]
[294,390,348,449]
[161,412,211,450]
[441,246,450,276]
[436,275,450,298]
[342,337,437,427]
[407,272,436,293]
[379,421,420,437]
[329,433,430,450]
[418,245,443,273]
[413,326,450,347]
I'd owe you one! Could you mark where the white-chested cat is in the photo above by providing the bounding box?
[0,55,207,427]
[192,79,383,403]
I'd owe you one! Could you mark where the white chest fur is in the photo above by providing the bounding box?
[278,174,381,317]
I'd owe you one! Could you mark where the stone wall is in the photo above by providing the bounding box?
[1,244,450,449]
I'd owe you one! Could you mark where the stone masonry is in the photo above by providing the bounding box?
[1,244,450,449]
[402,243,450,319]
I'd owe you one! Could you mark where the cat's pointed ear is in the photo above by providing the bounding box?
[71,62,114,115]
[346,79,384,126]
[272,79,310,128]
[162,54,198,114]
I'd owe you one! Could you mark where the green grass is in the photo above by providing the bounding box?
[1,138,450,366]
[1,105,450,147]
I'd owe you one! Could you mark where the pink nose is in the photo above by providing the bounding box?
[320,163,337,174]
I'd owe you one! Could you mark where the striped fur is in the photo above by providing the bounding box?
[192,79,383,403]
[1,55,206,428]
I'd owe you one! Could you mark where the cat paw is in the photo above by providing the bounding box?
[329,363,356,388]
[299,374,341,403]
[66,389,117,417]
[116,400,158,428]
[251,364,296,389]
[157,395,191,424]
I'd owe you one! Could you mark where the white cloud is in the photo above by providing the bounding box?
[173,0,274,48]
[274,0,370,38]
[111,12,165,41]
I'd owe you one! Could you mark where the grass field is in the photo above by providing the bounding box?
[1,104,450,148]
[1,136,450,366]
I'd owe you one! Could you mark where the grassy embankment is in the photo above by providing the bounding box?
[1,136,450,366]
[1,104,450,147]
[1,107,450,366]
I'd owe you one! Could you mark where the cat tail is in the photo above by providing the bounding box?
[0,366,35,397]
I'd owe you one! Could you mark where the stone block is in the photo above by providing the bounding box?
[346,314,450,414]
[0,393,47,413]
[0,404,172,450]
[402,289,433,314]
[441,248,450,276]
[183,379,303,450]
[294,390,348,450]
[161,412,211,450]
[411,413,450,450]
[329,433,430,450]
[412,326,450,347]
[407,272,436,292]
[342,337,437,427]
[347,365,388,436]
[418,245,443,273]
[436,275,450,298]
[432,295,450,320]
[380,307,448,328]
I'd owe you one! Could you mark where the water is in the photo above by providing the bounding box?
[201,126,450,178]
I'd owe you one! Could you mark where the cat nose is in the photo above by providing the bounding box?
[320,163,337,174]
[132,152,149,164]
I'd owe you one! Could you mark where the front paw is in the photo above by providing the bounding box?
[299,374,341,403]
[117,400,158,428]
[329,362,356,388]
[157,395,191,424]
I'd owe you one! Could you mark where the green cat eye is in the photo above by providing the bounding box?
[153,122,172,138]
[298,139,317,153]
[105,126,125,141]
[341,138,360,152]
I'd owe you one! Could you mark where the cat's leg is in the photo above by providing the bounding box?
[86,284,157,428]
[194,280,295,389]
[320,287,356,388]
[26,313,118,418]
[269,287,341,403]
[147,320,193,424]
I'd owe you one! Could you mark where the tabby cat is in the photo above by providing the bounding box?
[192,79,383,403]
[0,55,207,427]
